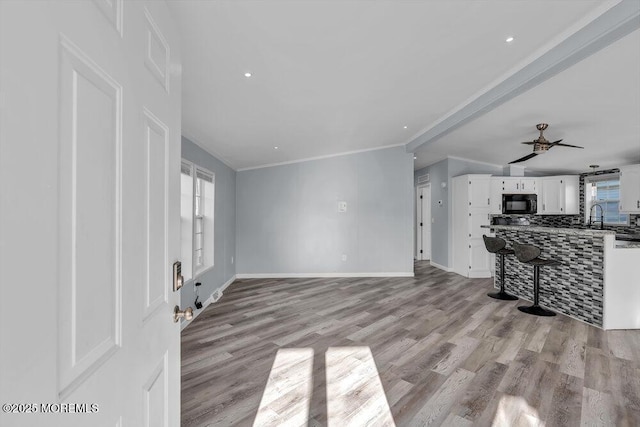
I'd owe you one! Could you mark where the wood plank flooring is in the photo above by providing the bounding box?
[181,262,640,426]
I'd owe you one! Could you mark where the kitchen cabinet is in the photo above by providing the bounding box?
[452,174,492,278]
[499,177,538,193]
[490,178,503,214]
[619,164,640,214]
[490,176,539,214]
[540,175,579,214]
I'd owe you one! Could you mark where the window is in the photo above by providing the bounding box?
[180,160,215,281]
[584,174,628,225]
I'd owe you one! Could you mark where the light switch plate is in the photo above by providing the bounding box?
[337,201,347,213]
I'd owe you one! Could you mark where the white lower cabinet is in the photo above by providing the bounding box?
[452,174,492,278]
[469,238,492,276]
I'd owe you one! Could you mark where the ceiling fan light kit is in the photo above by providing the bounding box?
[509,123,584,164]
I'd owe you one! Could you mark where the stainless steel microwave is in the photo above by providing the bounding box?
[502,194,537,214]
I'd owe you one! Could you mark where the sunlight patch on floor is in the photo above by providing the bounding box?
[492,395,545,427]
[252,348,314,427]
[325,346,396,427]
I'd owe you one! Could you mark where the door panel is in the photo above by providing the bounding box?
[0,1,181,426]
[144,9,170,91]
[58,34,123,397]
[143,353,169,427]
[144,110,170,320]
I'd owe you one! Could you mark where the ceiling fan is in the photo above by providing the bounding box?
[509,123,583,164]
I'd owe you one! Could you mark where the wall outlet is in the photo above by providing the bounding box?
[341,254,347,262]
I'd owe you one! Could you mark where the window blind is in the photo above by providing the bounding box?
[196,168,213,183]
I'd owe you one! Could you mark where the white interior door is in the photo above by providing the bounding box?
[416,185,431,260]
[0,2,182,426]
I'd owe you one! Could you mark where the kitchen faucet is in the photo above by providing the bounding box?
[589,203,604,230]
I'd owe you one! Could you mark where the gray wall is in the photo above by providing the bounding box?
[181,137,236,310]
[414,157,502,268]
[236,146,414,275]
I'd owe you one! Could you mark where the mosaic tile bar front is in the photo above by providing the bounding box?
[493,228,604,327]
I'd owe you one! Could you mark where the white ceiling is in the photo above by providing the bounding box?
[415,27,640,174]
[167,0,639,172]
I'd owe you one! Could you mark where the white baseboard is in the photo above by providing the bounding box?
[220,275,235,292]
[181,274,236,331]
[429,261,453,272]
[235,272,414,279]
[468,272,492,279]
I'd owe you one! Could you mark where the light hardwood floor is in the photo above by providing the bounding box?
[181,262,640,426]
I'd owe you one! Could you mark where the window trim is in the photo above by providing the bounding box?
[180,159,215,281]
[584,173,629,226]
[193,166,214,276]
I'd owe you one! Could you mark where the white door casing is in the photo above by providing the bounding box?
[0,2,182,426]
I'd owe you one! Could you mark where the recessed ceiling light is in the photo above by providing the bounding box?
[413,156,417,160]
[505,37,514,43]
[274,146,278,150]
[404,125,408,129]
[244,72,252,77]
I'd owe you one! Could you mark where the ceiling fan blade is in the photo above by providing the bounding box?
[509,153,538,164]
[553,142,584,149]
[521,141,537,145]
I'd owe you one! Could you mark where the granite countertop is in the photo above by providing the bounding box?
[618,242,640,248]
[481,224,616,236]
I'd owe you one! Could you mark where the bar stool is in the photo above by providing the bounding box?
[512,243,560,317]
[482,235,518,301]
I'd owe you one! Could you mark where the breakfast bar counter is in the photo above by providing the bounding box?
[482,225,640,330]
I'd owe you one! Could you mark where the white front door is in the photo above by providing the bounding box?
[416,185,431,260]
[0,2,183,426]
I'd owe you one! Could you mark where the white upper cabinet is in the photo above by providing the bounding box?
[469,175,492,208]
[540,175,579,214]
[489,176,539,214]
[489,178,503,214]
[499,177,538,193]
[619,164,640,213]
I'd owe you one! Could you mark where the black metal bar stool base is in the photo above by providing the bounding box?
[488,291,518,301]
[518,305,556,317]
